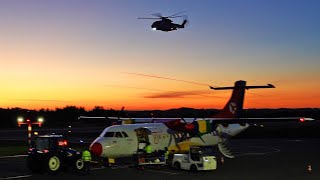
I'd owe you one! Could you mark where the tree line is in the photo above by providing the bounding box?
[0,106,319,128]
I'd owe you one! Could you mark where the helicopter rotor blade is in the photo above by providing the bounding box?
[150,13,163,18]
[167,11,187,18]
[167,15,187,19]
[138,17,161,20]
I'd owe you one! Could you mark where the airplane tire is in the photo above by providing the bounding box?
[102,159,109,167]
[173,162,181,170]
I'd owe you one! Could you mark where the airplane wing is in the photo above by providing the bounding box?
[78,116,165,122]
[201,117,315,123]
[105,116,315,124]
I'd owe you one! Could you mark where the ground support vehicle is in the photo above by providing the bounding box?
[134,151,166,170]
[26,134,85,174]
[171,146,217,172]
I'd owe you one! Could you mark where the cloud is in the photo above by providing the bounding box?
[144,90,216,99]
[123,72,212,87]
[104,84,225,99]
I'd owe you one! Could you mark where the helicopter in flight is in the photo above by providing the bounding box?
[138,11,188,32]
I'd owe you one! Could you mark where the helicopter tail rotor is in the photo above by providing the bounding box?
[182,19,188,26]
[179,16,189,28]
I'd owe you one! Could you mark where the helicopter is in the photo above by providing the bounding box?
[138,11,188,32]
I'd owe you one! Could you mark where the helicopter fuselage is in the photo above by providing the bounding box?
[138,12,188,32]
[151,19,185,32]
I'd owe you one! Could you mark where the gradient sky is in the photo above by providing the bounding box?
[1,0,319,111]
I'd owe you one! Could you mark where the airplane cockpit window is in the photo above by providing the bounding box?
[104,132,115,137]
[115,132,122,138]
[121,131,128,137]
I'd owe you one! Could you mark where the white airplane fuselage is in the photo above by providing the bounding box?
[89,80,277,159]
[90,121,249,159]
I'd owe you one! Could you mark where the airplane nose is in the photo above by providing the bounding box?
[90,142,102,157]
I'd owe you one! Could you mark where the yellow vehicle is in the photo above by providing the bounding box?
[171,146,217,172]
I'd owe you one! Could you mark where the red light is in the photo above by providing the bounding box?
[299,118,305,122]
[26,119,30,122]
[43,149,49,153]
[58,140,68,146]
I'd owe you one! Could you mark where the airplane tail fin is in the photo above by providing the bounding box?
[210,80,275,118]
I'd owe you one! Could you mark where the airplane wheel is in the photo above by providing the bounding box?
[103,159,109,167]
[173,162,181,170]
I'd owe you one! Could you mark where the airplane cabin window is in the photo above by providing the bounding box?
[104,132,115,137]
[121,131,128,137]
[115,132,122,138]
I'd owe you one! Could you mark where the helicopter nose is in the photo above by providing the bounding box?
[90,142,102,157]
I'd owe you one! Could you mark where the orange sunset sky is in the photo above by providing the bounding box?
[1,1,319,111]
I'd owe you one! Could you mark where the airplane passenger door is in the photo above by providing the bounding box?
[134,128,150,152]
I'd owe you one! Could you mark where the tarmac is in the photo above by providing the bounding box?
[1,138,319,180]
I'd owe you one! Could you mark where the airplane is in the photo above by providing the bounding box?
[88,80,314,165]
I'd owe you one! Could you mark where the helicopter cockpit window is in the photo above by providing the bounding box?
[104,132,115,137]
